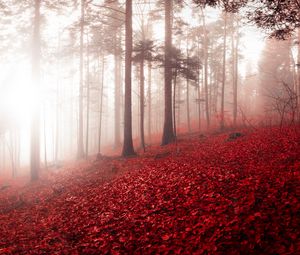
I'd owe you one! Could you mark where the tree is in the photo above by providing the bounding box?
[77,0,85,159]
[200,7,210,129]
[104,0,124,149]
[193,0,299,38]
[231,14,239,126]
[297,29,300,121]
[122,0,135,156]
[147,55,152,143]
[85,37,90,159]
[161,0,175,145]
[114,29,122,148]
[91,0,125,149]
[30,0,41,181]
[98,55,105,155]
[258,38,294,123]
[248,0,300,39]
[220,12,227,130]
[157,45,199,137]
[133,39,155,151]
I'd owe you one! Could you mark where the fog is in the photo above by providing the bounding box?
[0,0,299,178]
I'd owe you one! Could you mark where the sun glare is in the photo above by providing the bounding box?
[241,27,265,63]
[239,26,265,77]
[0,64,36,127]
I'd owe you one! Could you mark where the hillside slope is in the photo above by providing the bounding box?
[0,126,299,254]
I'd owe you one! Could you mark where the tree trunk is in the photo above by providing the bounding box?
[147,61,152,143]
[43,105,47,170]
[9,132,16,177]
[214,68,220,114]
[55,45,59,166]
[177,73,181,131]
[197,73,201,131]
[209,65,213,117]
[186,77,191,132]
[173,73,177,137]
[296,28,300,123]
[122,0,135,156]
[16,131,20,172]
[140,58,145,151]
[220,12,227,130]
[231,19,235,126]
[186,38,191,133]
[114,30,121,147]
[136,66,140,138]
[161,0,175,145]
[98,55,105,155]
[232,15,239,127]
[77,0,85,159]
[30,0,41,181]
[201,8,210,129]
[85,40,90,159]
[140,19,146,152]
[196,40,201,131]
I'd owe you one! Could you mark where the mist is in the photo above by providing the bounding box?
[0,1,299,253]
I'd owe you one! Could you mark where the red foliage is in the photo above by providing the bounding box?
[0,126,299,254]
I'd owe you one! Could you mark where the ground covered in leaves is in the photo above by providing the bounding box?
[0,126,299,254]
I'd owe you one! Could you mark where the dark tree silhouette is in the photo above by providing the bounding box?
[122,0,135,157]
[162,0,175,146]
[248,0,300,39]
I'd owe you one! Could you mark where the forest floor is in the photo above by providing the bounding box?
[0,126,299,254]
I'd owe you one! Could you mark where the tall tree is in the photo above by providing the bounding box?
[77,0,85,159]
[122,0,135,156]
[30,0,41,181]
[298,29,300,121]
[220,12,227,130]
[232,14,239,126]
[200,7,210,129]
[97,55,105,155]
[133,39,155,151]
[185,36,191,133]
[147,59,152,142]
[114,29,122,148]
[161,0,175,145]
[85,38,90,159]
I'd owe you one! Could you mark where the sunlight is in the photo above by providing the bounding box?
[241,26,265,63]
[0,64,37,128]
[0,0,299,252]
[152,20,164,41]
[239,26,265,77]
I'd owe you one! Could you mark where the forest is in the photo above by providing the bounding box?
[0,0,299,254]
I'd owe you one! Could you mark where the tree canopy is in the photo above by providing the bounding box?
[193,0,300,38]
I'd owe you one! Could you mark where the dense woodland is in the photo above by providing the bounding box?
[0,0,298,179]
[0,0,299,253]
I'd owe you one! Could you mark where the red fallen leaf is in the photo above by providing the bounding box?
[0,248,12,253]
[254,212,261,218]
[93,237,104,242]
[119,236,126,243]
[0,126,299,254]
[162,234,170,241]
